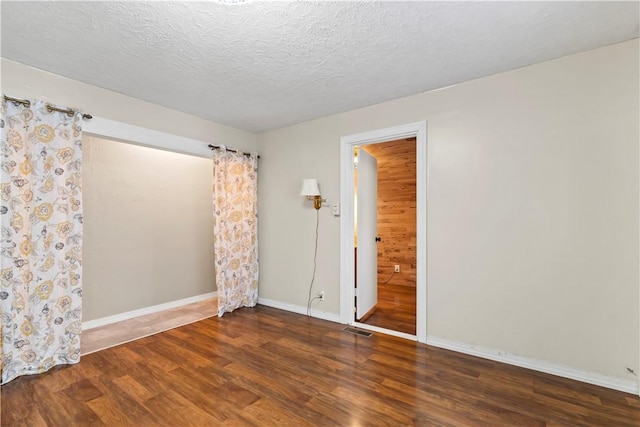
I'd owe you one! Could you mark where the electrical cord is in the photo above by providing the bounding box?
[381,270,396,284]
[306,209,320,316]
[309,296,322,307]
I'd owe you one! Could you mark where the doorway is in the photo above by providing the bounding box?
[356,139,417,335]
[340,121,427,343]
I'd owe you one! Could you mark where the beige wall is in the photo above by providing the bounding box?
[257,39,639,380]
[1,59,257,320]
[1,59,257,152]
[83,136,215,321]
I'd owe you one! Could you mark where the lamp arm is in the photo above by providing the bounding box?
[306,195,326,210]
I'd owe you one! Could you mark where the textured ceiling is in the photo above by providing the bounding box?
[1,1,638,133]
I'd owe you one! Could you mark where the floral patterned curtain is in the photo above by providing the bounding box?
[1,98,83,384]
[212,147,259,317]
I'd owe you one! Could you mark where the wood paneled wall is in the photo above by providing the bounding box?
[362,139,416,287]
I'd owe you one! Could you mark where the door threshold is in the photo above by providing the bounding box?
[351,322,417,341]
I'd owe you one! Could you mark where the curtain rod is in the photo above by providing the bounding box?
[208,144,260,159]
[3,95,93,120]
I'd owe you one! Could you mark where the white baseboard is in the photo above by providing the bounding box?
[82,292,217,330]
[257,297,342,323]
[352,321,417,341]
[99,293,636,396]
[427,335,639,396]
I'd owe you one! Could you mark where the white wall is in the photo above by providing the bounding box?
[257,39,639,381]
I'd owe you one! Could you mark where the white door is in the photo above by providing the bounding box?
[356,148,378,320]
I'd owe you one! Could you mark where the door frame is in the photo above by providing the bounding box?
[339,121,427,343]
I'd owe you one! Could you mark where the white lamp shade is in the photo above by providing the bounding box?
[300,178,320,196]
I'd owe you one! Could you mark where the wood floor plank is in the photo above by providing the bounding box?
[240,397,316,427]
[22,380,73,426]
[2,305,639,426]
[111,375,158,403]
[141,389,220,427]
[87,395,147,427]
[87,375,164,426]
[304,393,399,427]
[34,379,104,427]
[330,384,415,425]
[363,282,417,335]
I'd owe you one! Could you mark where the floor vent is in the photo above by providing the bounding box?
[342,327,373,337]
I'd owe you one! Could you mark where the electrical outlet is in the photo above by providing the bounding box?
[318,290,325,301]
[394,265,400,273]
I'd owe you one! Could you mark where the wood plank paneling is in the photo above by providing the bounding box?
[363,139,416,287]
[2,306,639,426]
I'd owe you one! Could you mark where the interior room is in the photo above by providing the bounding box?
[1,1,639,426]
[355,139,418,336]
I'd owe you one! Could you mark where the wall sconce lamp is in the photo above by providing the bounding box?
[300,178,326,210]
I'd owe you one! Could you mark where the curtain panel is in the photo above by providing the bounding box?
[212,147,259,317]
[1,99,83,384]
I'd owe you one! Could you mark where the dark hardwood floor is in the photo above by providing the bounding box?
[2,305,639,426]
[363,283,417,335]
